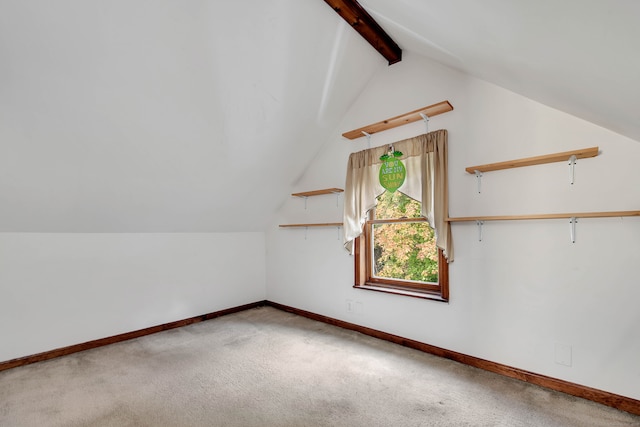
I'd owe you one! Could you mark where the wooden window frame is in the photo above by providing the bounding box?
[354,215,449,302]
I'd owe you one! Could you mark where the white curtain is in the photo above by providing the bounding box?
[343,129,453,262]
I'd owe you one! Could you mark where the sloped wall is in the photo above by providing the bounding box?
[266,52,640,399]
[0,232,266,362]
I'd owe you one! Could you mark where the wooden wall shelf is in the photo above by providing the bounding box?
[281,188,344,229]
[292,188,343,197]
[447,210,640,222]
[342,101,453,140]
[279,223,343,228]
[465,147,599,174]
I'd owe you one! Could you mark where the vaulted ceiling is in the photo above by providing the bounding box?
[361,0,640,142]
[1,1,637,232]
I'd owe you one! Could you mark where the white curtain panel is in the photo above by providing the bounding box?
[343,129,453,262]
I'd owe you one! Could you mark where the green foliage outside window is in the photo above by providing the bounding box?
[373,191,439,283]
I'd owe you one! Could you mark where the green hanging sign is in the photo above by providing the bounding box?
[379,150,406,193]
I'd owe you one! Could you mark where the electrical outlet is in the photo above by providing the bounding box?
[353,301,363,314]
[345,300,363,314]
[346,299,353,313]
[555,343,572,367]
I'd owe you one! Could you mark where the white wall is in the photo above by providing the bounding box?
[0,232,266,362]
[266,52,640,400]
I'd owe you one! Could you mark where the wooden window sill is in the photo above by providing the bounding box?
[354,283,448,302]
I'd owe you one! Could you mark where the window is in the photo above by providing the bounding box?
[354,191,449,301]
[344,130,452,300]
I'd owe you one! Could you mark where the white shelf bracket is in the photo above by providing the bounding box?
[304,226,308,240]
[419,113,430,133]
[474,170,483,194]
[569,217,578,243]
[476,220,484,242]
[335,192,341,207]
[362,131,371,148]
[336,225,341,240]
[303,196,308,210]
[568,154,577,185]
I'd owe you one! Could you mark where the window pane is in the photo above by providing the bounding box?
[372,221,438,283]
[375,191,422,219]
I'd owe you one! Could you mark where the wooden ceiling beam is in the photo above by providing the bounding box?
[323,0,402,65]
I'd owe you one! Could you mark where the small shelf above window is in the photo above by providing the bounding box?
[342,101,453,140]
[291,188,343,197]
[465,146,598,174]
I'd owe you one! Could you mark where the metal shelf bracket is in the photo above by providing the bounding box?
[362,131,371,148]
[474,170,483,194]
[568,154,577,185]
[476,220,484,241]
[419,113,429,133]
[569,217,578,243]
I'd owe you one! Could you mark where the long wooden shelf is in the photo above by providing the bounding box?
[447,210,640,222]
[279,223,343,228]
[465,147,599,174]
[342,101,453,140]
[291,188,343,197]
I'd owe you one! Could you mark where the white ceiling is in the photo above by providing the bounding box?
[361,0,640,142]
[1,1,638,232]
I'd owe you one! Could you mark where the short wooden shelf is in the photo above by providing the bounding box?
[465,147,599,174]
[291,188,343,197]
[342,101,453,140]
[447,210,640,222]
[282,188,344,230]
[279,223,343,228]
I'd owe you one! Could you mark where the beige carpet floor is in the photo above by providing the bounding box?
[1,306,639,426]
